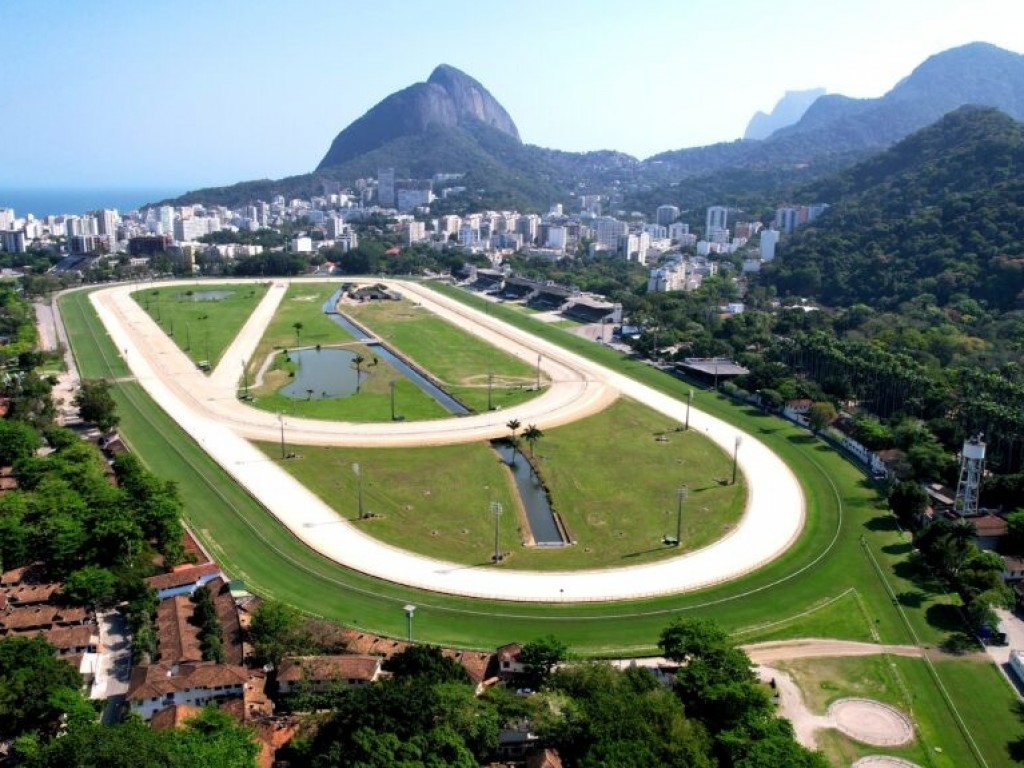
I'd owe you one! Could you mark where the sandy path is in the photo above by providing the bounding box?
[87,278,806,602]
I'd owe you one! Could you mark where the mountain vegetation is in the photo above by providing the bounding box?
[767,106,1024,310]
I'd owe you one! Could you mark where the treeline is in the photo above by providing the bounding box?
[279,619,825,768]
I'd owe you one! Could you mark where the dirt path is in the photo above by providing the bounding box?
[743,638,925,665]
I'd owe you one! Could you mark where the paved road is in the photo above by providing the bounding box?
[89,279,806,602]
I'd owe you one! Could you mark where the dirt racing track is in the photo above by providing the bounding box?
[91,279,806,602]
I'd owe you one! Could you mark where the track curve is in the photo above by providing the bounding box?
[91,279,805,602]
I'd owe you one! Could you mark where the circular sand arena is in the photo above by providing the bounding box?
[852,757,922,768]
[829,699,914,747]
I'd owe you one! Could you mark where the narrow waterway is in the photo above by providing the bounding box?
[322,289,470,415]
[492,442,565,546]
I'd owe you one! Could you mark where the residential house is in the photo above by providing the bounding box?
[126,661,256,720]
[276,654,383,694]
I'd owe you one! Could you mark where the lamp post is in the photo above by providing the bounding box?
[487,370,494,411]
[685,390,693,431]
[277,413,285,459]
[536,354,541,390]
[185,321,191,351]
[490,502,503,562]
[676,484,688,546]
[732,435,743,485]
[353,462,364,519]
[242,359,249,399]
[389,380,396,421]
[403,604,416,641]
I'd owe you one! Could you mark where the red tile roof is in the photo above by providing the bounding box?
[145,562,222,592]
[277,655,381,684]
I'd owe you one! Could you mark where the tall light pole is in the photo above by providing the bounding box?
[185,321,191,351]
[686,390,693,431]
[403,604,416,641]
[676,484,688,546]
[487,370,494,411]
[353,462,364,519]
[732,435,743,485]
[389,380,396,421]
[490,502,503,562]
[536,354,541,390]
[241,359,249,399]
[277,413,286,459]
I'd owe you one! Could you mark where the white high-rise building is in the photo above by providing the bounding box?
[377,168,396,208]
[405,221,427,244]
[656,205,679,227]
[760,228,780,261]
[668,222,690,242]
[0,208,14,229]
[96,209,119,236]
[705,206,728,236]
[595,217,627,250]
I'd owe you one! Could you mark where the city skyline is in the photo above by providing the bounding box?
[3,0,1024,191]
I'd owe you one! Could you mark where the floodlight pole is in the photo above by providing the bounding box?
[487,370,494,411]
[732,435,743,485]
[389,380,396,421]
[403,604,416,641]
[686,390,693,431]
[277,413,285,459]
[185,322,191,351]
[242,359,249,398]
[536,354,541,390]
[491,502,503,562]
[676,484,688,546]
[353,462,364,519]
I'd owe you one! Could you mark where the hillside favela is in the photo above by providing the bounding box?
[4,13,1024,768]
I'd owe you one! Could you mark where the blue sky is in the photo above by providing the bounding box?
[3,0,1023,190]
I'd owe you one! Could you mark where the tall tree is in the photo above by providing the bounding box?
[522,424,543,458]
[73,379,119,432]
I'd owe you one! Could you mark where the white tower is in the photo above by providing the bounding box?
[954,435,986,517]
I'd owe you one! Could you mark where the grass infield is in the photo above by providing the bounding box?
[257,397,744,570]
[132,282,268,369]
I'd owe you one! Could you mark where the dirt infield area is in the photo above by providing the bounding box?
[829,698,915,747]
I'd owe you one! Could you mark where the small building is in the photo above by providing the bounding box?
[971,513,1008,551]
[145,562,223,600]
[675,358,750,387]
[496,643,524,680]
[276,655,382,694]
[126,662,254,721]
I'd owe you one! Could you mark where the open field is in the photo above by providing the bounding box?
[133,283,268,369]
[344,296,547,412]
[777,654,1024,767]
[58,283,1022,767]
[255,397,744,570]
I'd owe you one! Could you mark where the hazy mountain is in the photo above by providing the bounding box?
[316,65,520,170]
[648,42,1024,180]
[766,106,1024,310]
[744,88,826,140]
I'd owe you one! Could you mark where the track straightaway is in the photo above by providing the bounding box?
[91,279,805,602]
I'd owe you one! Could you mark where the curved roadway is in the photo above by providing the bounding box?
[91,279,805,602]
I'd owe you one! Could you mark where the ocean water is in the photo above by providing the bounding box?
[0,188,185,218]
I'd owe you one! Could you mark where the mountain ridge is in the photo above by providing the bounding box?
[161,43,1024,211]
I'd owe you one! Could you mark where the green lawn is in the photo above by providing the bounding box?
[344,297,545,412]
[254,397,744,570]
[132,283,268,369]
[58,282,1022,768]
[776,654,1023,768]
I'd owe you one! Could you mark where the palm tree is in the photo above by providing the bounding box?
[506,419,521,466]
[523,424,543,458]
[352,353,366,394]
[292,321,304,346]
